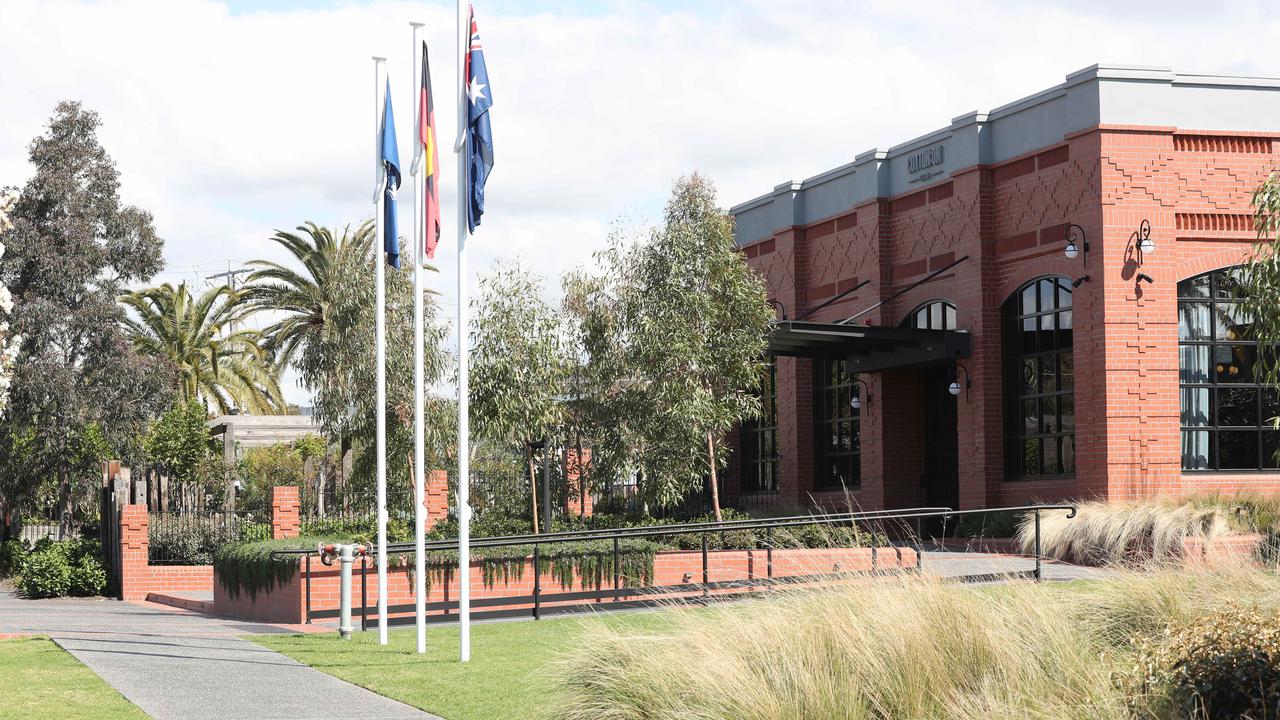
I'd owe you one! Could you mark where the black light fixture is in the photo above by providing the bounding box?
[1063,223,1089,265]
[850,378,872,410]
[947,364,971,397]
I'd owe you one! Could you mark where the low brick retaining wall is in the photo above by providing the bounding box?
[118,505,215,601]
[214,545,917,625]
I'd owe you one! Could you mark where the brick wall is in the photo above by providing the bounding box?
[271,485,300,539]
[743,125,1280,509]
[213,544,915,625]
[117,504,214,601]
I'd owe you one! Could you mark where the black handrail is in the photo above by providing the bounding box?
[272,504,1075,559]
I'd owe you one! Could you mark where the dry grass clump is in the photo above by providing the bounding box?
[1016,501,1230,566]
[554,569,1280,720]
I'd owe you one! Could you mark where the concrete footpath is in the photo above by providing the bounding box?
[0,587,440,720]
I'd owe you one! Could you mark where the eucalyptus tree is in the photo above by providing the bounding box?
[1240,174,1280,405]
[0,102,174,534]
[471,261,569,533]
[573,175,773,518]
[121,282,284,415]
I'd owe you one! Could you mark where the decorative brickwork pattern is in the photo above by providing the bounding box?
[271,485,300,540]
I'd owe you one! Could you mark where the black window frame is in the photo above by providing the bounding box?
[740,362,779,494]
[1178,267,1280,471]
[1002,276,1076,479]
[814,358,860,491]
[903,299,957,331]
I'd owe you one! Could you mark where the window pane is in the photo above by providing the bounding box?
[1024,439,1039,475]
[1179,345,1210,384]
[1217,387,1258,427]
[1182,430,1212,470]
[1179,303,1211,341]
[1218,430,1259,469]
[1039,314,1057,351]
[1181,387,1211,427]
[1039,280,1055,313]
[1263,390,1280,427]
[1021,284,1037,314]
[1057,279,1073,309]
[1059,353,1074,390]
[1022,359,1037,393]
[1215,344,1257,383]
[1041,396,1058,433]
[944,304,956,329]
[1215,269,1244,300]
[1265,432,1280,469]
[1040,358,1057,393]
[930,303,942,330]
[1061,437,1076,473]
[916,308,928,328]
[1021,317,1037,353]
[1043,437,1060,474]
[1060,395,1075,432]
[1179,274,1210,299]
[1022,399,1038,436]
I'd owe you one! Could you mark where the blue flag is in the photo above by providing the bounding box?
[380,78,402,268]
[464,7,493,233]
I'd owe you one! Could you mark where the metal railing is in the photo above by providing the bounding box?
[270,504,1076,627]
[148,511,270,565]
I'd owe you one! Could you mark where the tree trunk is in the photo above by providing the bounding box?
[707,432,722,522]
[526,443,540,535]
[57,461,73,539]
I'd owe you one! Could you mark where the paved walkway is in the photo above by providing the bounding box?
[0,588,439,720]
[918,549,1111,582]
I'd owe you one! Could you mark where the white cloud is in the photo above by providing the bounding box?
[2,0,1278,404]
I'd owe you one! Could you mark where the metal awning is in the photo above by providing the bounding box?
[768,320,971,372]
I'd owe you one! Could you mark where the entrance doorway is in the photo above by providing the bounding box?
[922,368,959,528]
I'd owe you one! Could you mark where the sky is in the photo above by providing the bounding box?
[1,0,1278,405]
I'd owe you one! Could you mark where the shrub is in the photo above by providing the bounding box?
[0,539,26,577]
[1017,501,1229,566]
[148,517,219,565]
[1122,606,1280,720]
[69,553,107,596]
[17,547,72,598]
[214,538,308,599]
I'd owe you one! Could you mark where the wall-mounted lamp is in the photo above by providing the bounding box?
[1136,221,1157,260]
[1063,223,1089,265]
[947,364,971,396]
[768,298,788,321]
[850,378,872,410]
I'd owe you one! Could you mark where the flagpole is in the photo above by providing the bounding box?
[409,19,428,656]
[454,0,472,663]
[372,54,389,646]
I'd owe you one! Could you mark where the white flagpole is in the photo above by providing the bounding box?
[410,19,428,655]
[372,54,389,647]
[454,0,472,663]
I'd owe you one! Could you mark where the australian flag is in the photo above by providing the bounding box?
[464,5,493,233]
[380,77,402,268]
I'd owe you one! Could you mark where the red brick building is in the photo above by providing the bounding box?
[725,65,1280,513]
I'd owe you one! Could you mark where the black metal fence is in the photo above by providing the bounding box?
[274,504,1077,627]
[148,511,270,565]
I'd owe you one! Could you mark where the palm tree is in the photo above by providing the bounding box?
[120,282,284,415]
[242,221,373,371]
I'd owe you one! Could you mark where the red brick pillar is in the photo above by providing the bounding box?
[119,505,150,601]
[425,470,448,532]
[565,449,593,518]
[271,486,300,539]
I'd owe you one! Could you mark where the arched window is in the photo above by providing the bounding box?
[1003,277,1075,477]
[1178,267,1279,470]
[902,300,957,330]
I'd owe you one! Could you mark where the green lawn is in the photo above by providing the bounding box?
[254,611,679,720]
[0,636,147,720]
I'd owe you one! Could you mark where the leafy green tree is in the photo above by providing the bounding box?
[471,262,569,532]
[121,282,283,415]
[253,220,451,495]
[0,102,174,534]
[143,400,212,480]
[571,175,773,518]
